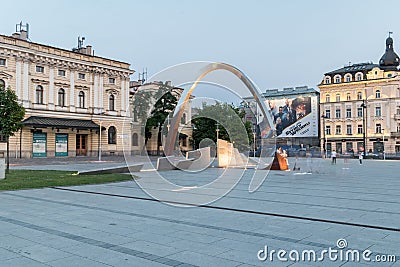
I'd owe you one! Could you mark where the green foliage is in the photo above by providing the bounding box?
[192,102,252,151]
[0,86,25,138]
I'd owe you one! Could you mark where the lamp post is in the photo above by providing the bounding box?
[382,128,385,160]
[253,126,256,157]
[216,122,220,142]
[361,100,367,158]
[98,111,105,162]
[321,114,328,158]
[98,118,102,162]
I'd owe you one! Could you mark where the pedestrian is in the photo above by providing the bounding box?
[331,150,337,164]
[359,152,363,165]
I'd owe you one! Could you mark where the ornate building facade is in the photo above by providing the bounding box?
[318,35,400,156]
[0,27,133,158]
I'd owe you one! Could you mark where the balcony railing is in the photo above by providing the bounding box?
[390,132,400,137]
[394,114,400,120]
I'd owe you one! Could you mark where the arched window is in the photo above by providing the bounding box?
[181,113,186,124]
[336,94,341,102]
[0,79,5,89]
[376,90,381,98]
[36,85,44,104]
[325,94,330,102]
[58,88,65,107]
[345,74,352,82]
[108,126,116,144]
[324,76,331,84]
[356,73,363,81]
[132,133,138,146]
[109,94,115,111]
[334,75,341,83]
[357,91,363,100]
[78,91,85,108]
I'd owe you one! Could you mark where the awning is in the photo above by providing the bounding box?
[23,116,102,130]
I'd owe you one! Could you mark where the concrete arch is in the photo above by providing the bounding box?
[164,62,274,156]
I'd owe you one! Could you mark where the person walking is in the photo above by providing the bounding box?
[331,150,337,164]
[359,152,363,165]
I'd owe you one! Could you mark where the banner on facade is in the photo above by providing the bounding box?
[32,133,47,157]
[263,95,318,138]
[55,134,68,157]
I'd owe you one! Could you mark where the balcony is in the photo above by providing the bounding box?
[394,114,400,120]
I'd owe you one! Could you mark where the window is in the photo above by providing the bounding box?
[132,133,138,146]
[325,94,330,102]
[346,93,351,101]
[357,125,363,134]
[78,91,85,108]
[108,126,116,144]
[357,107,363,117]
[181,113,186,124]
[346,108,352,118]
[0,58,5,66]
[325,109,331,118]
[397,107,400,115]
[335,125,341,135]
[0,79,5,88]
[324,77,331,84]
[336,94,340,102]
[326,125,331,135]
[182,137,187,147]
[345,75,351,82]
[375,106,381,117]
[0,132,6,142]
[335,108,341,118]
[58,88,65,106]
[58,69,66,76]
[356,73,363,81]
[109,94,115,111]
[109,78,115,84]
[375,90,381,98]
[334,75,341,83]
[346,142,353,152]
[36,65,44,73]
[36,85,44,104]
[376,123,382,134]
[397,123,400,133]
[327,143,332,151]
[78,73,85,80]
[357,91,363,100]
[346,125,352,135]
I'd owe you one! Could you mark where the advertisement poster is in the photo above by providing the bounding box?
[263,95,318,138]
[32,133,47,157]
[55,134,68,157]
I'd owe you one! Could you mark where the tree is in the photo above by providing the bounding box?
[0,85,25,174]
[192,102,252,152]
[146,83,178,155]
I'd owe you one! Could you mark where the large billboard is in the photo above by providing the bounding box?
[264,94,318,138]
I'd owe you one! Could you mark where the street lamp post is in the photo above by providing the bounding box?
[98,118,102,162]
[382,128,385,160]
[321,114,328,158]
[361,100,367,158]
[253,127,256,157]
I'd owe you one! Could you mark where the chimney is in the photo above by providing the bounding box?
[19,30,28,40]
[86,45,92,55]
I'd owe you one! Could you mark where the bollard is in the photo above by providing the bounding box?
[0,158,5,179]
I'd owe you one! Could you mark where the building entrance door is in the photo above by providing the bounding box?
[76,134,87,156]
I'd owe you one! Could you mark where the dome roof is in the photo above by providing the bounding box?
[379,35,399,70]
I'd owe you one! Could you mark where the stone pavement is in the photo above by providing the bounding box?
[0,157,399,266]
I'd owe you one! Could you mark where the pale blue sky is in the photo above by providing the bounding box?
[1,0,400,91]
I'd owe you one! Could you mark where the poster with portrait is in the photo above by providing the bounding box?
[264,95,318,137]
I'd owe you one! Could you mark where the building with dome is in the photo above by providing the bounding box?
[318,34,400,157]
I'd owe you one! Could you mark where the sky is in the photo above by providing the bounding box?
[2,0,400,93]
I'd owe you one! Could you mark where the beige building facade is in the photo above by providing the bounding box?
[0,29,133,158]
[319,35,400,156]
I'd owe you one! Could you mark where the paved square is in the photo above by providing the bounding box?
[1,157,399,266]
